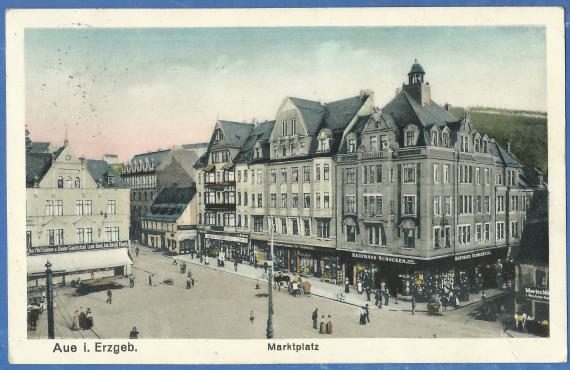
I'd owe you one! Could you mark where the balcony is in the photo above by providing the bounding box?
[358,151,385,160]
[205,201,236,209]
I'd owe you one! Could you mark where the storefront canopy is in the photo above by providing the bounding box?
[27,248,132,276]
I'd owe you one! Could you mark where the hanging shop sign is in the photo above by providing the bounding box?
[454,250,492,262]
[205,233,248,244]
[523,287,549,303]
[351,252,416,265]
[27,240,129,255]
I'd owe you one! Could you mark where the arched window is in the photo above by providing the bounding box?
[244,213,249,229]
[65,177,73,188]
[57,176,64,188]
[74,177,81,188]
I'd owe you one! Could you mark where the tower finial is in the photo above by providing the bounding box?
[414,58,417,63]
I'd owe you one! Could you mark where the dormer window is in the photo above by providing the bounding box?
[318,138,329,152]
[255,148,261,159]
[442,132,449,147]
[404,124,419,147]
[107,176,115,185]
[430,130,438,146]
[347,138,356,153]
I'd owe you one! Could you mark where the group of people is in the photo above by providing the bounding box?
[312,308,333,334]
[514,312,549,336]
[186,269,195,289]
[72,307,93,331]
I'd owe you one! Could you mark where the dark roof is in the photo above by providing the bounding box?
[324,96,368,132]
[87,160,129,188]
[289,97,326,136]
[493,142,523,168]
[382,91,457,129]
[338,114,372,152]
[143,187,196,222]
[130,149,171,166]
[234,121,275,163]
[194,152,208,169]
[218,121,255,147]
[409,62,425,74]
[26,152,52,187]
[28,142,50,153]
[181,143,208,150]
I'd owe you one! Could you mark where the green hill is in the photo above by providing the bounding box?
[451,107,548,174]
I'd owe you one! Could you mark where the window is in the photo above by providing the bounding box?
[457,225,471,245]
[213,129,224,144]
[303,219,311,236]
[345,167,356,184]
[318,138,329,152]
[281,168,287,183]
[47,229,55,245]
[244,191,248,206]
[317,220,330,238]
[254,217,264,232]
[303,193,311,208]
[496,173,503,185]
[484,196,490,213]
[282,120,287,136]
[536,270,547,288]
[303,166,310,182]
[476,168,481,185]
[380,135,388,150]
[74,177,81,188]
[257,194,263,208]
[346,225,356,242]
[403,228,415,248]
[224,213,236,227]
[444,196,452,215]
[496,196,505,213]
[54,200,63,216]
[368,225,384,246]
[402,195,416,215]
[290,119,296,135]
[323,193,330,209]
[281,194,287,208]
[433,196,441,216]
[45,200,54,216]
[257,169,263,184]
[243,170,248,182]
[433,163,440,183]
[484,168,490,185]
[405,131,416,147]
[370,136,378,151]
[476,196,482,213]
[323,165,330,181]
[476,223,482,243]
[244,214,249,229]
[292,168,298,183]
[347,139,356,153]
[85,228,93,242]
[345,195,356,213]
[57,176,64,188]
[316,193,321,208]
[444,226,451,247]
[443,164,450,184]
[376,164,383,183]
[76,228,85,243]
[433,226,441,249]
[292,219,299,235]
[459,195,473,214]
[26,231,32,247]
[315,165,321,181]
[270,194,276,208]
[403,164,416,183]
[496,222,505,240]
[107,200,116,215]
[281,218,288,234]
[76,200,84,215]
[510,221,519,239]
[363,166,368,184]
[292,193,299,208]
[270,170,276,183]
[484,223,491,242]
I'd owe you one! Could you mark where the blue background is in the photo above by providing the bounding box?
[0,0,567,369]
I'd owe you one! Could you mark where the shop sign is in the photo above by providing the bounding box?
[454,250,491,261]
[523,287,549,302]
[351,252,416,265]
[275,243,317,251]
[205,233,248,244]
[27,240,129,255]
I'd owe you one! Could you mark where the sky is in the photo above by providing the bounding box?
[25,27,547,160]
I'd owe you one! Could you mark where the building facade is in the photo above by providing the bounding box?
[26,138,131,285]
[141,186,198,255]
[335,62,533,299]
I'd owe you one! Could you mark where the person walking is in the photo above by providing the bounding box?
[234,259,238,272]
[263,261,268,274]
[365,286,371,302]
[72,310,80,331]
[135,246,139,257]
[186,278,192,289]
[357,280,363,295]
[129,327,139,339]
[148,274,152,286]
[319,315,326,334]
[129,276,134,288]
[79,309,86,330]
[359,307,367,325]
[344,278,350,294]
[312,308,319,329]
[85,308,93,329]
[187,270,192,279]
[374,288,381,307]
[326,315,333,334]
[384,288,390,306]
[481,290,487,303]
[106,288,112,304]
[411,296,416,315]
[365,304,370,323]
[250,310,255,324]
[254,256,258,269]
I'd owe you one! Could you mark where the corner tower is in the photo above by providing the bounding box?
[403,59,431,106]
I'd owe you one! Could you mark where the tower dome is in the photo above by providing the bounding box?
[408,59,425,85]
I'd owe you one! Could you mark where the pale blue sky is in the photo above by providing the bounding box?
[25,27,546,159]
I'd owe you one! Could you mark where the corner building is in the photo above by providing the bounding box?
[335,62,533,299]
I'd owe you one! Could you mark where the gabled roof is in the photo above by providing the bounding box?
[143,186,196,222]
[491,141,523,168]
[234,121,275,163]
[26,152,52,187]
[383,91,457,129]
[130,149,171,166]
[87,160,129,188]
[324,95,369,132]
[218,121,255,147]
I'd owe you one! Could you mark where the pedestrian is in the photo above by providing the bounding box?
[481,290,486,302]
[191,277,195,287]
[186,278,192,289]
[365,286,371,302]
[522,312,527,330]
[319,315,326,334]
[129,276,134,288]
[79,309,86,330]
[411,296,416,315]
[359,308,367,325]
[374,288,381,307]
[106,288,112,304]
[86,308,93,329]
[129,326,139,339]
[455,295,460,308]
[135,246,139,257]
[365,304,370,323]
[72,310,80,331]
[263,261,268,273]
[442,295,448,311]
[254,257,258,269]
[344,278,350,294]
[384,288,389,306]
[357,280,363,295]
[173,259,177,265]
[250,310,255,324]
[187,270,192,279]
[326,315,333,334]
[234,259,238,272]
[312,308,319,329]
[148,274,152,286]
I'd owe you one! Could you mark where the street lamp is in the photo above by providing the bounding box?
[266,218,275,339]
[45,260,55,339]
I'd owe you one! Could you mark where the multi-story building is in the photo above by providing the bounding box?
[26,137,131,285]
[194,120,256,260]
[335,62,533,297]
[141,187,198,255]
[121,149,171,241]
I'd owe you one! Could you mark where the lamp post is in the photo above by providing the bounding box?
[266,218,275,339]
[45,260,55,339]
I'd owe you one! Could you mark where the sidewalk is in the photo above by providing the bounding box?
[139,245,505,314]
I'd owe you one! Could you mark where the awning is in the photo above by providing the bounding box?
[27,248,133,276]
[221,163,235,170]
[250,234,269,242]
[204,164,215,172]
